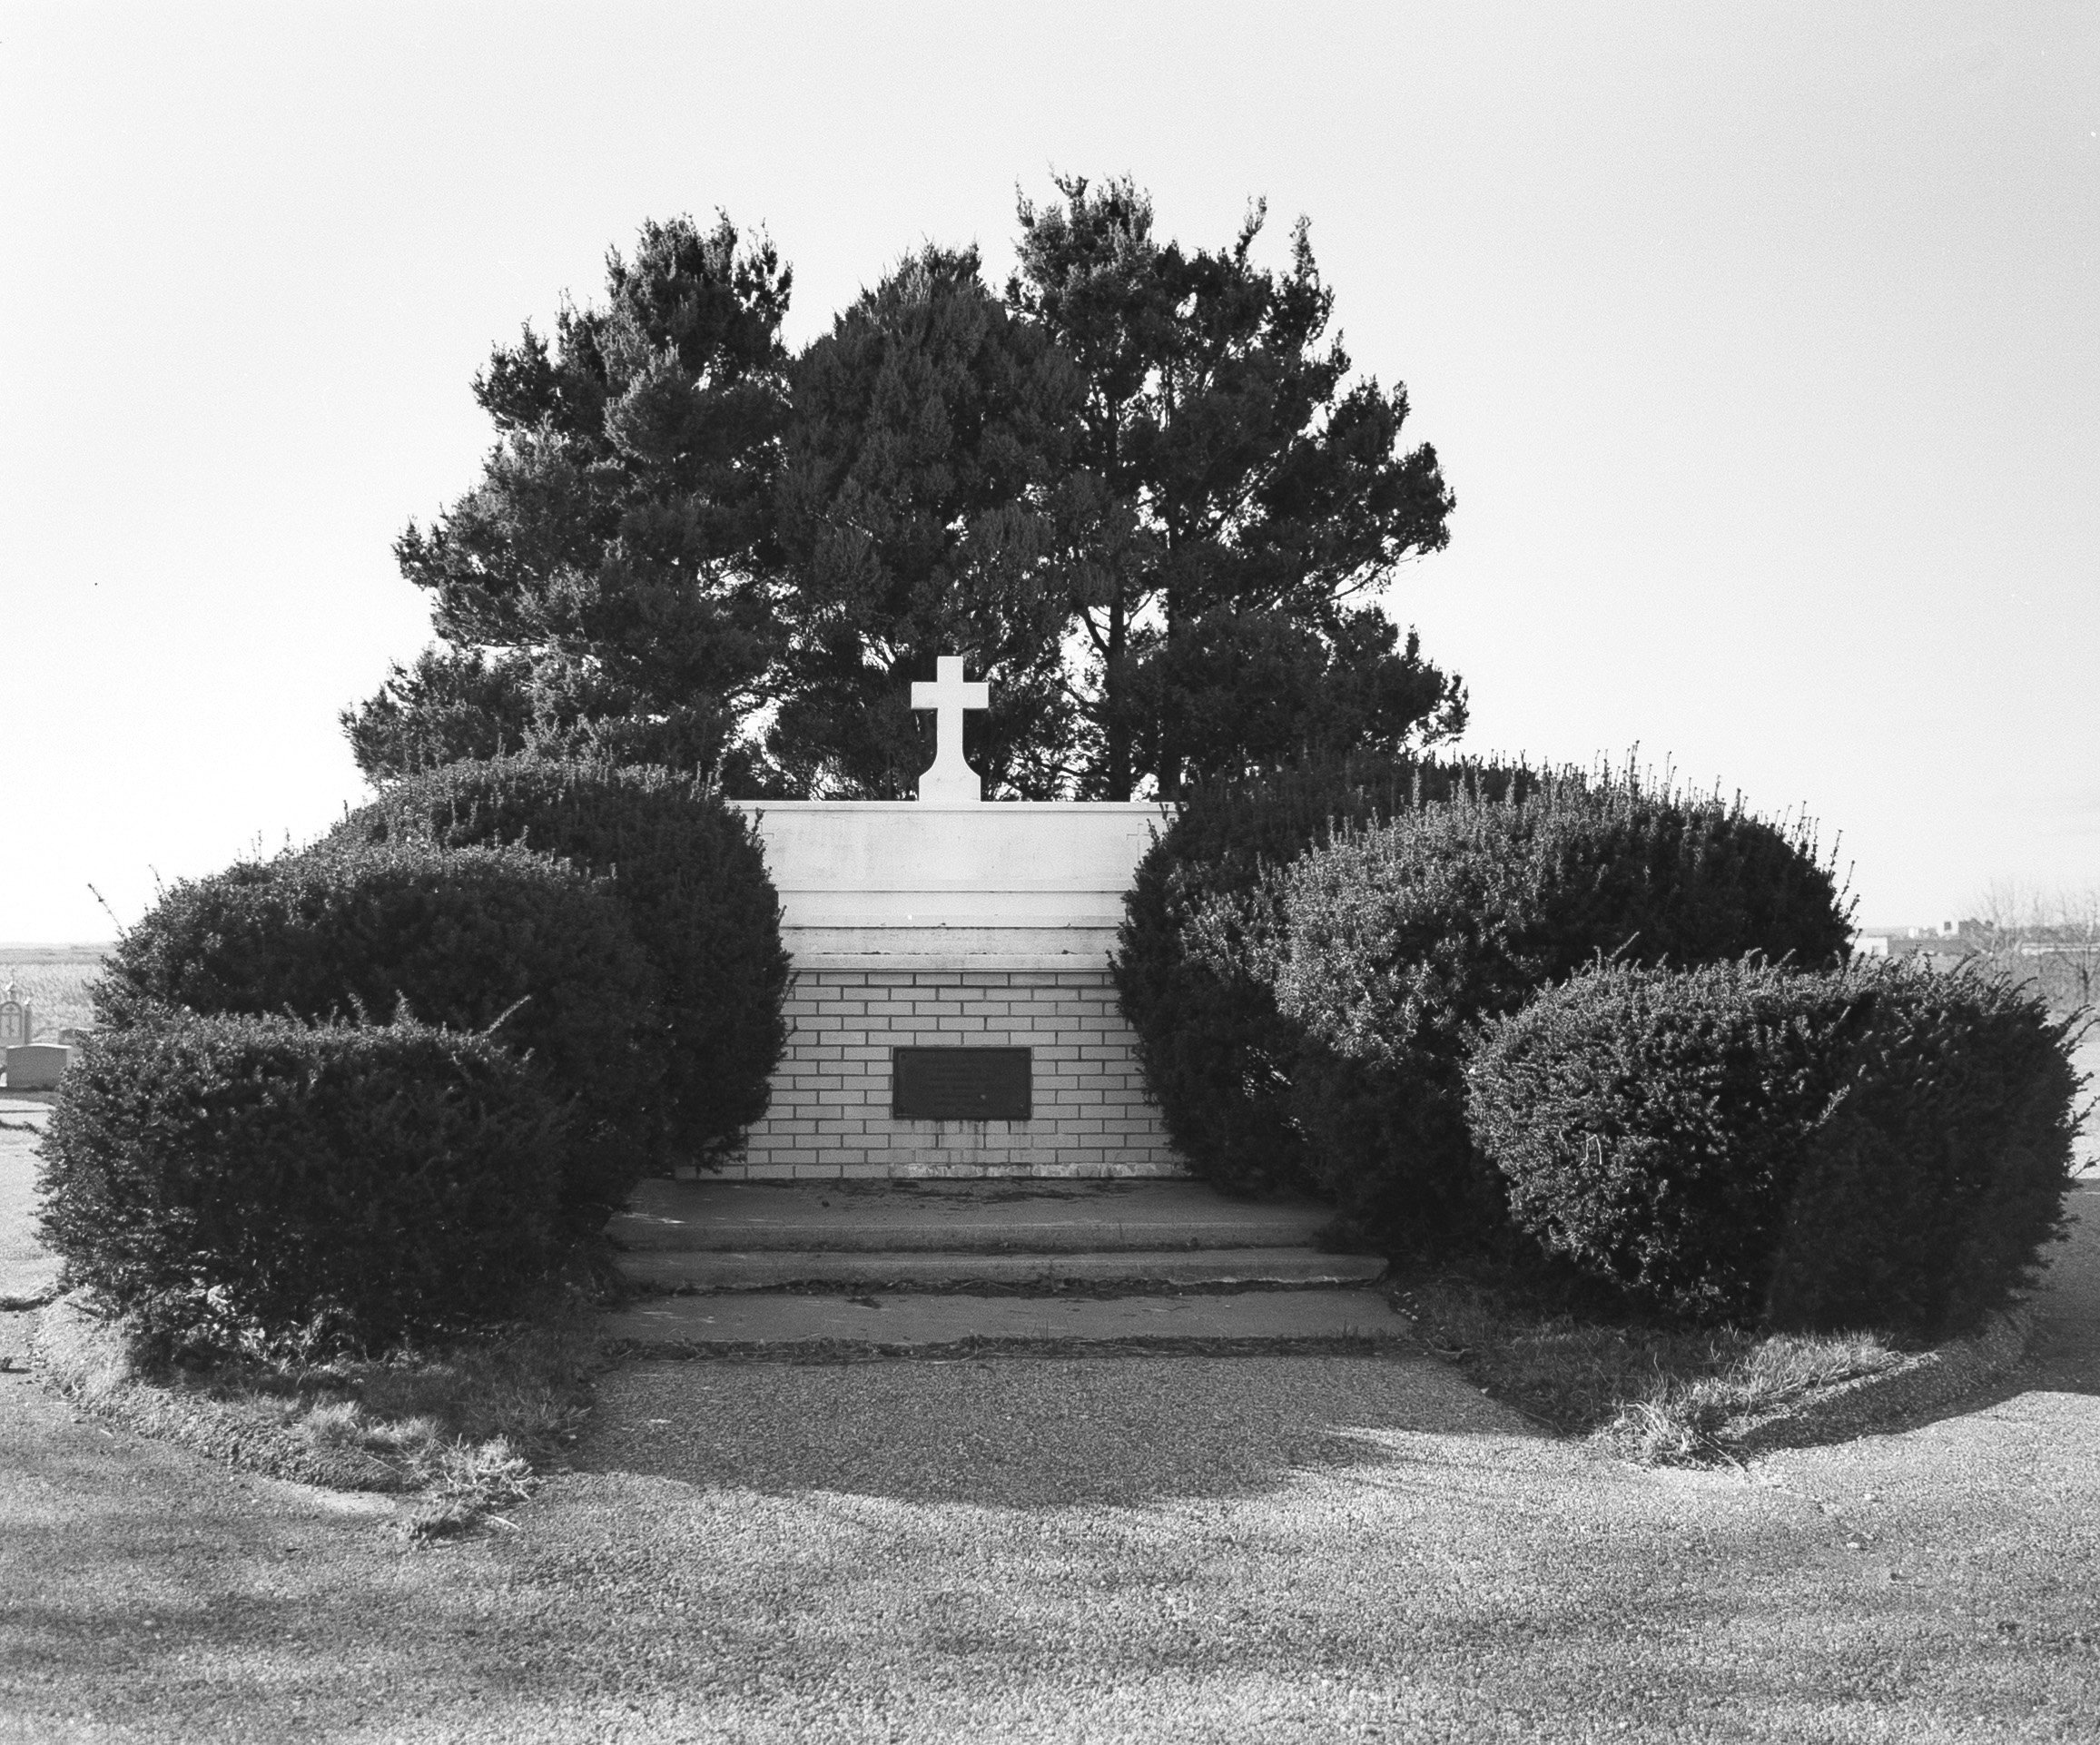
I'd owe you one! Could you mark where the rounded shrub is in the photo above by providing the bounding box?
[1767,965,2084,1333]
[328,755,788,1171]
[38,1012,565,1356]
[1467,958,2083,1333]
[1113,755,1532,1196]
[1467,959,1859,1321]
[95,839,659,1226]
[1252,771,1854,1241]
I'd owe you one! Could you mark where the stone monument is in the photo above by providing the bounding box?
[4,1043,71,1091]
[706,657,1181,1180]
[0,983,29,1054]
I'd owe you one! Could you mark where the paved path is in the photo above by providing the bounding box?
[611,1175,1383,1303]
[617,1177,1341,1253]
[2023,1181,2100,1391]
[605,1286,1400,1348]
[0,1098,57,1306]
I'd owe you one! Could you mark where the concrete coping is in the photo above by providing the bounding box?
[734,800,1174,814]
[791,953,1118,971]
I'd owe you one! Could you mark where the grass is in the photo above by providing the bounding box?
[34,1289,599,1536]
[1387,1257,1912,1465]
[1602,1329,1915,1463]
[11,1338,2100,1740]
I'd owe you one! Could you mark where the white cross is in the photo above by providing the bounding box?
[910,655,991,803]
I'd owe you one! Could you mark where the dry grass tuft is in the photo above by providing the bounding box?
[1390,1262,1910,1465]
[1606,1331,1907,1464]
[34,1291,596,1530]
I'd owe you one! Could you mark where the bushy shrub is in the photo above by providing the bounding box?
[95,840,658,1225]
[38,1013,565,1355]
[1248,771,1853,1239]
[1468,960,1859,1321]
[1113,755,1533,1195]
[328,755,788,1170]
[1765,966,2085,1332]
[1467,958,2084,1333]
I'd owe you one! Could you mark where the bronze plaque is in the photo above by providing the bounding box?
[892,1047,1032,1121]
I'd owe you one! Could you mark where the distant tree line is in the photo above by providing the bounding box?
[1966,882,2100,1013]
[345,177,1463,800]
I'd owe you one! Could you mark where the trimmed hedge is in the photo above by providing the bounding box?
[1467,958,2083,1333]
[1250,771,1854,1240]
[1773,965,2083,1332]
[328,755,788,1170]
[94,840,659,1225]
[1113,755,1533,1196]
[38,1013,565,1355]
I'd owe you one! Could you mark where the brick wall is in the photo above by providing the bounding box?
[709,966,1184,1180]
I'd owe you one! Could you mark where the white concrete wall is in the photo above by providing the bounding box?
[734,800,1168,967]
[715,799,1185,1179]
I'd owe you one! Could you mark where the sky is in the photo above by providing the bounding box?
[2,1,2094,942]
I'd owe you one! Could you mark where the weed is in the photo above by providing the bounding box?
[1389,1257,1909,1464]
[34,1291,599,1533]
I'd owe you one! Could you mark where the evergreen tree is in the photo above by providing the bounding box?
[1008,174,1463,797]
[346,190,1465,801]
[342,214,793,783]
[766,245,1085,796]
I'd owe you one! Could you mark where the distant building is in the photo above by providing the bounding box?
[1853,921,1983,965]
[1851,920,2096,1009]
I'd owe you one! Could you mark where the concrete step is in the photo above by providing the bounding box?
[602,1287,1405,1352]
[612,1178,1345,1256]
[616,1246,1386,1293]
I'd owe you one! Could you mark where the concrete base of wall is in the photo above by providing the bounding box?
[686,1158,1186,1182]
[712,965,1184,1181]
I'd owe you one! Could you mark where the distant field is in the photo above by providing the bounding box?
[0,945,108,1040]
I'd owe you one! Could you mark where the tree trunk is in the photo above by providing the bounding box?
[1104,595,1130,800]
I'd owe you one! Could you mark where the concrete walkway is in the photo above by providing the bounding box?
[613,1177,1343,1253]
[604,1286,1402,1349]
[2015,1178,2100,1390]
[0,1097,57,1309]
[607,1176,1385,1323]
[614,1244,1384,1290]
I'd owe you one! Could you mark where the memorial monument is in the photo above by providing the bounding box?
[707,657,1182,1180]
[0,982,28,1054]
[0,980,71,1089]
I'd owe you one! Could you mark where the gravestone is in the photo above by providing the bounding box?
[4,1043,71,1090]
[0,983,30,1054]
[0,982,29,1048]
[709,657,1181,1181]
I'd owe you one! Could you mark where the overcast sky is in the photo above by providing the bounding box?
[3,1,2094,942]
